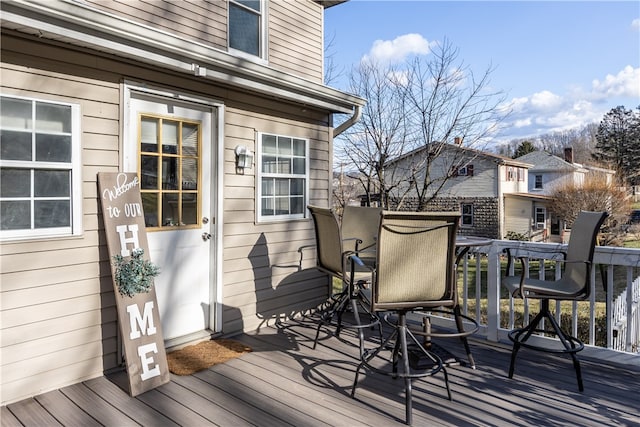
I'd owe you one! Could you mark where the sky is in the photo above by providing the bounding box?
[325,1,640,144]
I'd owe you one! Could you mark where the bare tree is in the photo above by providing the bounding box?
[334,38,509,210]
[547,174,630,246]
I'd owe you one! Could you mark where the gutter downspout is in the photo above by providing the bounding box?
[333,104,362,137]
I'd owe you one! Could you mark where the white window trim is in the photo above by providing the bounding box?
[0,95,82,241]
[256,132,309,222]
[228,0,268,64]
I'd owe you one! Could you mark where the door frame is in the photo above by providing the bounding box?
[122,81,225,336]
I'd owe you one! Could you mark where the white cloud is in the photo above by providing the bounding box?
[591,65,640,99]
[363,33,433,65]
[632,18,640,31]
[530,90,563,109]
[496,65,640,142]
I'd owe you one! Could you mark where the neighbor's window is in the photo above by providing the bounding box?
[461,203,473,227]
[535,207,546,229]
[228,0,265,59]
[534,174,543,189]
[0,95,82,239]
[258,133,308,221]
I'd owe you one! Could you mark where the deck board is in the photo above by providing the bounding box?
[2,315,639,426]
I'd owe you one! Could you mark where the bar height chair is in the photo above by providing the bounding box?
[306,205,380,354]
[502,210,608,391]
[351,211,461,425]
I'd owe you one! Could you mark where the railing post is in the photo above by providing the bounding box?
[486,243,501,342]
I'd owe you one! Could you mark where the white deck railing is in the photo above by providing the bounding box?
[443,240,640,366]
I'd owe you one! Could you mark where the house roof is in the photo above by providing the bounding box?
[387,142,533,168]
[315,0,349,8]
[515,151,588,172]
[1,0,365,115]
[504,192,553,202]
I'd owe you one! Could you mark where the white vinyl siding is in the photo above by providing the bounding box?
[0,95,82,240]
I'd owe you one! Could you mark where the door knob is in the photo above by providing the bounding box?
[202,232,212,241]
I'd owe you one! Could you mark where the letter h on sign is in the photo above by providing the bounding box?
[116,224,140,256]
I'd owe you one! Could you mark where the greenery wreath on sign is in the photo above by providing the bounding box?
[113,248,160,297]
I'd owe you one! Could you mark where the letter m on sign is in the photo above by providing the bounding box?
[127,301,157,339]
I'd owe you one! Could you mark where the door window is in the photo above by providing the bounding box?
[139,115,201,229]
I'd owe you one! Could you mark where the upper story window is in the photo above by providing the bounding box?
[229,0,266,60]
[534,174,543,189]
[506,166,515,181]
[458,164,474,176]
[517,167,525,181]
[0,95,82,240]
[257,133,308,222]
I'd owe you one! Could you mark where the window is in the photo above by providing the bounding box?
[461,203,473,227]
[535,207,546,229]
[0,95,82,239]
[506,166,515,181]
[139,115,201,229]
[517,167,525,181]
[228,0,265,59]
[257,133,308,221]
[534,174,543,189]
[457,164,474,176]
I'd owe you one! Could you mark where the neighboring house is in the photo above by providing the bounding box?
[516,148,615,195]
[513,148,616,242]
[0,0,363,405]
[385,142,531,239]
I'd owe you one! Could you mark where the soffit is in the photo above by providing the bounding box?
[1,0,365,114]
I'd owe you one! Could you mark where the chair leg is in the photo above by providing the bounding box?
[397,318,413,426]
[508,300,585,391]
[453,306,476,369]
[313,291,348,349]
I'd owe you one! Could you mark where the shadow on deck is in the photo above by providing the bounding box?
[2,314,639,426]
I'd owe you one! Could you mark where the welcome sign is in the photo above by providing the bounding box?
[98,172,170,396]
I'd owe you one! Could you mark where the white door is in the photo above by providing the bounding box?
[126,91,216,342]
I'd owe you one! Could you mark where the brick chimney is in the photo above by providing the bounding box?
[564,147,573,163]
[454,137,463,145]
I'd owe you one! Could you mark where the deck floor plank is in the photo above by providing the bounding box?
[58,382,138,427]
[33,390,101,427]
[2,316,639,427]
[83,375,179,427]
[5,397,63,427]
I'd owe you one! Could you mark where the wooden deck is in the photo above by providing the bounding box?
[2,315,639,426]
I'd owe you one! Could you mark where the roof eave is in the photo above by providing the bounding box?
[1,0,364,114]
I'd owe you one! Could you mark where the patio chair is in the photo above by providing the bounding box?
[351,211,461,425]
[502,210,608,392]
[341,205,382,260]
[306,205,380,354]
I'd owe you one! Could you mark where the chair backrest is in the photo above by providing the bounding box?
[308,205,344,277]
[341,205,382,252]
[372,211,460,311]
[563,211,608,295]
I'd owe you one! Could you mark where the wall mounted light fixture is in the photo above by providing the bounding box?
[235,145,254,171]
